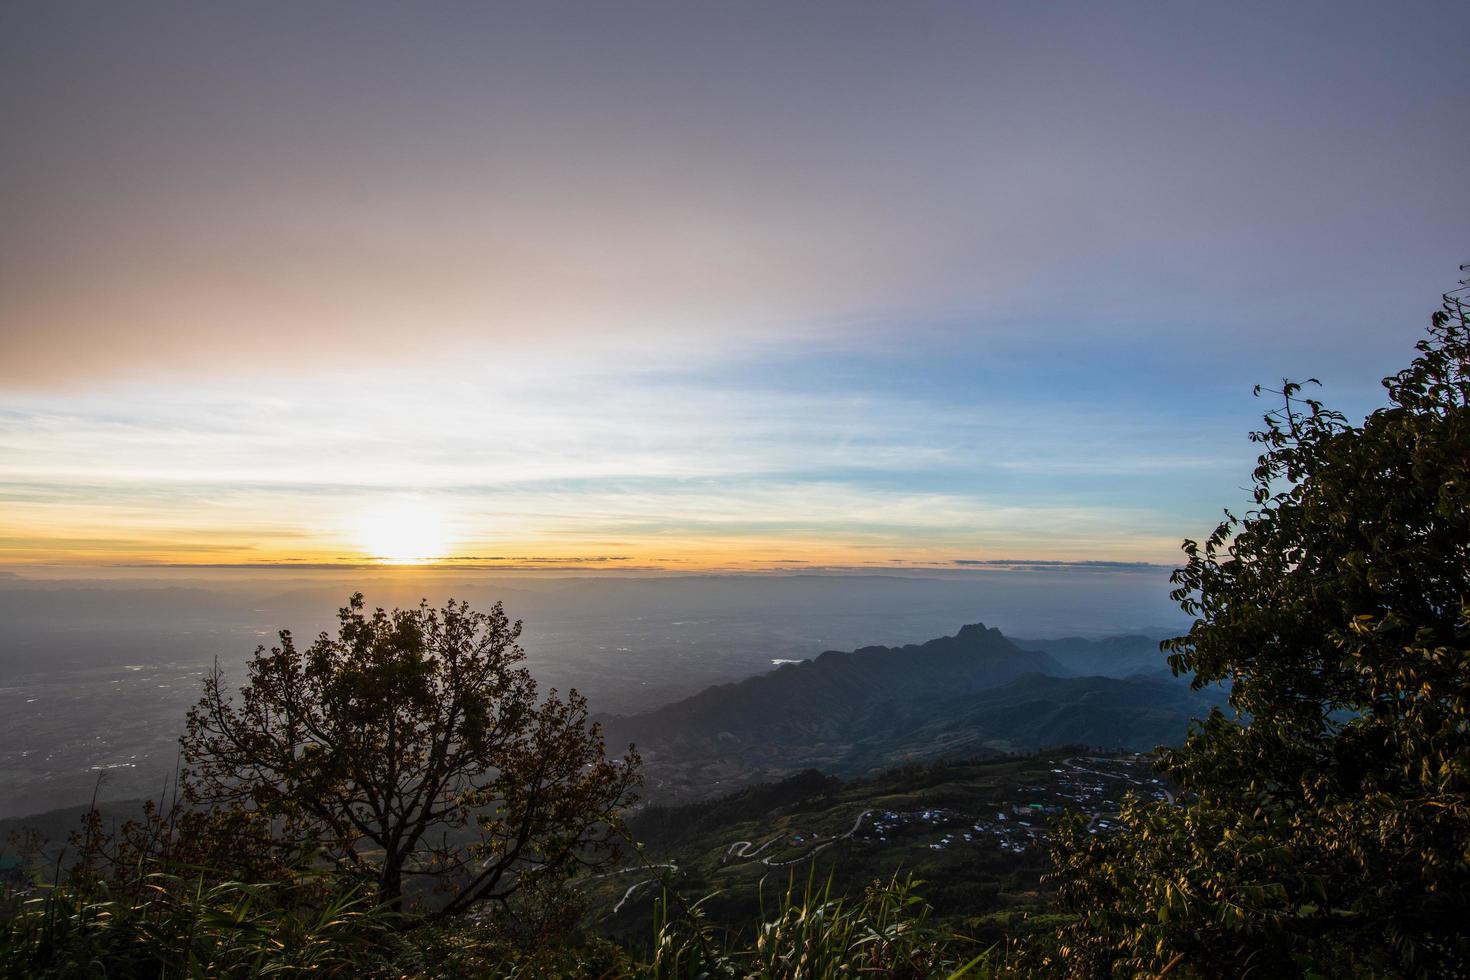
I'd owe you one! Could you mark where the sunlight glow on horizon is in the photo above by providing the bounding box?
[348,498,457,565]
[2,3,1464,575]
[0,348,1358,572]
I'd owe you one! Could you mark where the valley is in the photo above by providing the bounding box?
[0,572,1186,817]
[586,750,1173,940]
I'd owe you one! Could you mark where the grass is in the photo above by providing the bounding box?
[0,872,402,979]
[645,870,996,979]
[2,865,1002,978]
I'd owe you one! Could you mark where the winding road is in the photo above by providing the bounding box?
[583,860,679,915]
[722,833,788,863]
[757,808,874,868]
[612,868,676,914]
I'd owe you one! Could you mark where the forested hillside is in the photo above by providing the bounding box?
[603,624,1219,800]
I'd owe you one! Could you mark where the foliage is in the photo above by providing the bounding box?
[646,872,993,980]
[181,593,640,915]
[0,870,399,979]
[1,860,990,978]
[1047,273,1470,976]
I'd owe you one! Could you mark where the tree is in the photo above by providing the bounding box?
[181,593,640,918]
[1047,271,1470,978]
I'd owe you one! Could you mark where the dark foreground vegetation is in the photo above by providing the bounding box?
[4,274,1470,976]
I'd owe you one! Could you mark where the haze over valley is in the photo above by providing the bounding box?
[0,567,1187,817]
[2,3,1465,973]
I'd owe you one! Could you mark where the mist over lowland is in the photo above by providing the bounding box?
[0,566,1187,818]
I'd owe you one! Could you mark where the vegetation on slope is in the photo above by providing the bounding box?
[601,627,1217,801]
[1045,274,1470,977]
[5,273,1470,976]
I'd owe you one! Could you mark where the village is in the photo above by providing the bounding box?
[850,754,1172,856]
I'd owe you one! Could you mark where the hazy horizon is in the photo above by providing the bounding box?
[0,567,1188,816]
[4,1,1467,572]
[2,1,1466,824]
[0,7,1463,971]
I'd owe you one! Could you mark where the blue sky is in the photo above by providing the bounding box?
[0,1,1466,570]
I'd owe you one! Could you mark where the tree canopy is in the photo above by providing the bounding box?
[1048,273,1470,977]
[181,593,640,916]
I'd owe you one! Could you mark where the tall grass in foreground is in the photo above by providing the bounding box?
[2,864,993,978]
[0,872,405,979]
[649,871,994,979]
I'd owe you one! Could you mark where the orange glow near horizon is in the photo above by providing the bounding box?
[0,523,1183,575]
[348,499,456,565]
[0,360,1192,574]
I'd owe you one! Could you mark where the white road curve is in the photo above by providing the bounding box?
[760,809,874,868]
[588,861,677,914]
[723,833,788,864]
[613,870,674,914]
[582,861,676,883]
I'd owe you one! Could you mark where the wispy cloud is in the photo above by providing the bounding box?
[0,349,1221,567]
[2,2,1463,569]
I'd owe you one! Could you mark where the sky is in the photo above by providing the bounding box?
[1,1,1467,573]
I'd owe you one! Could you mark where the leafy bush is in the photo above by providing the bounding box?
[1046,274,1470,976]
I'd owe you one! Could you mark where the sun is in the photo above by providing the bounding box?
[350,499,455,565]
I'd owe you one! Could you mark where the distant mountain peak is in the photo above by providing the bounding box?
[601,622,1221,804]
[605,622,1064,746]
[955,622,1002,641]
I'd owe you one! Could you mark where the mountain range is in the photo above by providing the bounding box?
[601,623,1225,801]
[1014,633,1177,678]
